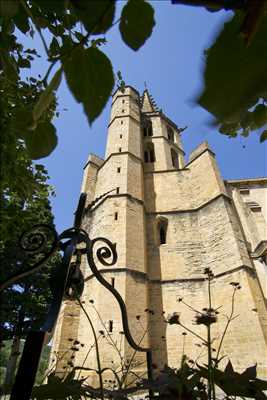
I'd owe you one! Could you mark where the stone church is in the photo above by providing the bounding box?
[51,86,267,384]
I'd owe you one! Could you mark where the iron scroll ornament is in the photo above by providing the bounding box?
[0,192,152,400]
[0,224,58,292]
[81,231,149,352]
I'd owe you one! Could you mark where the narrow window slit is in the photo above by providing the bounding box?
[160,226,166,244]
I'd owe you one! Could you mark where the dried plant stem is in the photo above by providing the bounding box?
[215,288,237,364]
[120,328,148,387]
[181,300,202,315]
[76,296,104,400]
[207,274,216,400]
[179,322,207,345]
[77,337,101,380]
[92,304,124,371]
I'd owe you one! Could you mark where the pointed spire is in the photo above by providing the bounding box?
[141,89,159,113]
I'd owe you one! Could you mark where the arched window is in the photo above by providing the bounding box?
[144,143,155,163]
[167,126,174,142]
[143,118,153,137]
[171,148,179,169]
[157,217,168,245]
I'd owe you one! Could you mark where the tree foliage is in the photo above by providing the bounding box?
[197,12,267,141]
[1,0,266,166]
[0,340,51,386]
[172,1,267,142]
[0,66,60,387]
[0,0,155,159]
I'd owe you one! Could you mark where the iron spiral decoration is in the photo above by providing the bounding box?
[93,237,118,267]
[0,224,58,292]
[85,232,149,352]
[20,224,57,254]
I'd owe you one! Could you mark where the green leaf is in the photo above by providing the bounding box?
[260,130,267,143]
[34,16,49,29]
[25,122,58,159]
[252,104,267,128]
[71,0,115,35]
[240,111,254,129]
[32,0,66,15]
[49,37,60,57]
[197,13,267,124]
[74,31,85,42]
[63,46,114,124]
[11,108,36,138]
[219,122,238,137]
[91,38,107,47]
[0,0,19,18]
[33,67,62,122]
[119,0,155,51]
[1,52,18,79]
[17,56,31,68]
[241,128,250,137]
[13,6,30,34]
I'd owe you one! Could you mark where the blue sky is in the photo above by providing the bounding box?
[22,1,266,234]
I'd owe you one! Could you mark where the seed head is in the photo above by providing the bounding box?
[167,312,180,325]
[195,311,217,326]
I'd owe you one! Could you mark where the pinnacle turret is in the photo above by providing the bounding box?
[141,89,159,113]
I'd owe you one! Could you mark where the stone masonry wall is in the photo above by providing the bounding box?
[144,149,228,213]
[149,269,267,378]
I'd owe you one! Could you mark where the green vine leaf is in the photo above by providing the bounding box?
[119,0,155,51]
[63,46,114,124]
[25,122,58,159]
[33,67,62,122]
[71,0,115,35]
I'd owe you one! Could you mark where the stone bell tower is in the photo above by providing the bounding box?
[51,86,267,384]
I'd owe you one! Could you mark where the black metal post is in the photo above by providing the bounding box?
[146,350,154,399]
[10,331,46,400]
